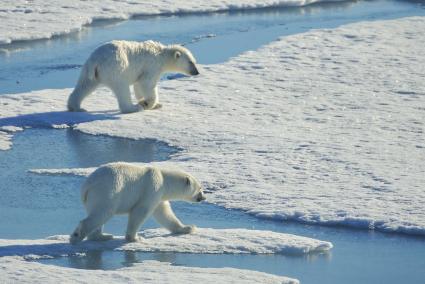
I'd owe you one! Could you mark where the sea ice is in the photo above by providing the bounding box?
[1,17,424,235]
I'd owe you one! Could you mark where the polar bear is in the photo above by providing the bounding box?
[67,40,200,113]
[70,162,206,244]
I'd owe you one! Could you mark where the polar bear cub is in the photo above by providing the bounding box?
[67,40,200,113]
[70,162,206,244]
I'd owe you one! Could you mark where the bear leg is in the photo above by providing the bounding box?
[153,201,196,234]
[134,81,159,110]
[70,212,113,244]
[87,226,113,242]
[109,82,141,113]
[125,205,155,242]
[68,77,98,112]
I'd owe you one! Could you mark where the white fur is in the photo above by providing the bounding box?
[70,162,205,244]
[67,40,199,113]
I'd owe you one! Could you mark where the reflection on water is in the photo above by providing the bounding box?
[65,129,180,167]
[64,250,179,270]
[0,128,180,238]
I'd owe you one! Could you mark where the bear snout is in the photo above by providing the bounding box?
[196,192,206,202]
[190,65,200,76]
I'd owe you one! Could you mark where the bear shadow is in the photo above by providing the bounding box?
[0,238,127,258]
[0,110,119,129]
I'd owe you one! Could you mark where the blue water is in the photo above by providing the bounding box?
[1,1,425,283]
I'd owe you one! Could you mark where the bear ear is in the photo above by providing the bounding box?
[185,176,191,185]
[174,51,181,59]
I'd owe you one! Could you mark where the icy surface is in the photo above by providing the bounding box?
[0,0,343,44]
[0,126,23,150]
[0,256,297,284]
[0,228,332,257]
[0,132,12,150]
[1,17,425,235]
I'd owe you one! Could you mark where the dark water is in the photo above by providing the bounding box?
[1,1,425,283]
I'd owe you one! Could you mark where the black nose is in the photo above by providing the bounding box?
[191,66,200,76]
[196,192,206,202]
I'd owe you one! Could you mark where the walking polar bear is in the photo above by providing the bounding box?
[67,40,200,113]
[70,162,206,244]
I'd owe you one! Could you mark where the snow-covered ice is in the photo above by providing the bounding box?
[0,228,332,257]
[1,17,425,235]
[0,256,297,284]
[0,0,344,44]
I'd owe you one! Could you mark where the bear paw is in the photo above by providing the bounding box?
[138,100,161,110]
[152,103,162,110]
[125,234,141,243]
[69,231,84,245]
[138,100,149,109]
[68,106,87,112]
[87,233,113,242]
[176,225,196,234]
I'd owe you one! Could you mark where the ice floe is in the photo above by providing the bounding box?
[0,228,332,257]
[0,227,331,283]
[0,256,298,284]
[1,17,425,235]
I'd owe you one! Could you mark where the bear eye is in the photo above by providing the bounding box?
[185,177,191,185]
[175,51,181,59]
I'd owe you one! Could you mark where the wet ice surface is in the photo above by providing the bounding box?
[1,0,425,94]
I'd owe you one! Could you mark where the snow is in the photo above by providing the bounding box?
[0,0,344,45]
[0,228,332,257]
[1,17,425,235]
[0,257,298,284]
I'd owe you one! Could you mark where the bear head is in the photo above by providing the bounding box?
[166,45,199,76]
[184,174,206,203]
[163,170,206,203]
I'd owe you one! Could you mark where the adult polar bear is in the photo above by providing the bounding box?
[70,162,206,244]
[67,40,200,113]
